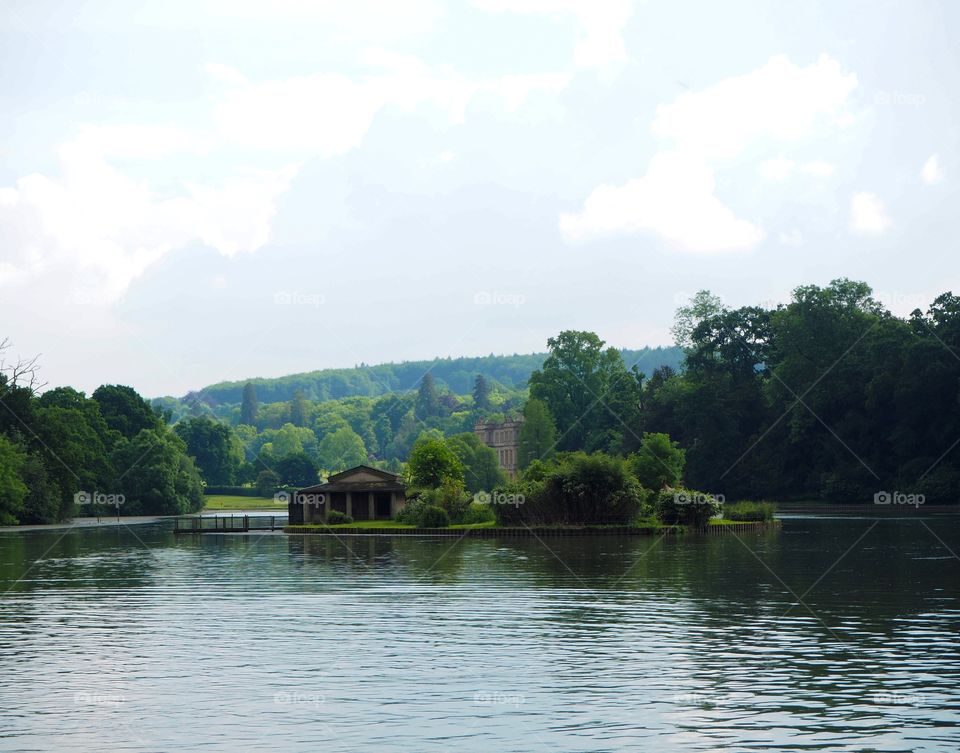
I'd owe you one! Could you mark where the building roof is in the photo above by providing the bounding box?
[298,465,406,494]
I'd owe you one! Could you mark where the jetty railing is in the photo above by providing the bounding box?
[174,514,288,534]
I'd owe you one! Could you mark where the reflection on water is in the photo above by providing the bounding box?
[0,517,958,752]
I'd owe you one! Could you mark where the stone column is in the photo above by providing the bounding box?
[368,492,375,520]
[390,491,396,519]
[346,492,352,519]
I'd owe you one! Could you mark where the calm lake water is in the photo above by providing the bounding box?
[1,515,958,752]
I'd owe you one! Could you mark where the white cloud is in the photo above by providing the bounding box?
[651,54,857,161]
[759,157,795,181]
[778,229,803,246]
[921,154,943,184]
[562,55,857,251]
[0,130,297,304]
[849,191,891,236]
[470,0,633,68]
[800,160,835,177]
[210,57,570,156]
[559,151,765,252]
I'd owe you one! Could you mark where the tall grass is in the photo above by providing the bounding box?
[723,501,775,522]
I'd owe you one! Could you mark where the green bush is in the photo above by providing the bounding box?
[654,488,721,528]
[418,505,449,528]
[326,510,353,525]
[461,501,496,525]
[493,452,646,525]
[395,499,428,525]
[723,501,775,521]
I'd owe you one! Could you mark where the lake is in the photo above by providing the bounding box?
[1,514,958,752]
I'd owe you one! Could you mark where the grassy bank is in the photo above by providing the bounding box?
[202,495,286,511]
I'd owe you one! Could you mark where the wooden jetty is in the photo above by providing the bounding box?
[174,514,287,535]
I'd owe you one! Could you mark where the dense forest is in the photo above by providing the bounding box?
[2,278,958,526]
[159,347,683,415]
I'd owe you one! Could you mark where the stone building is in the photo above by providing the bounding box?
[290,465,406,524]
[474,417,523,478]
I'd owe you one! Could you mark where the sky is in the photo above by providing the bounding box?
[1,0,957,397]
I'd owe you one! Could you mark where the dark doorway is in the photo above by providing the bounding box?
[375,493,392,520]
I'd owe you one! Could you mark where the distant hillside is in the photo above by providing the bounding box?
[182,347,683,406]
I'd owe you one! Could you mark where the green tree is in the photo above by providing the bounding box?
[276,452,320,487]
[629,432,685,490]
[111,430,204,515]
[517,399,557,469]
[415,373,439,420]
[0,435,28,525]
[317,426,367,471]
[256,469,280,497]
[92,384,160,439]
[671,290,726,350]
[528,330,637,452]
[447,433,505,493]
[407,435,464,489]
[472,374,491,411]
[240,382,258,426]
[174,416,242,485]
[289,389,310,427]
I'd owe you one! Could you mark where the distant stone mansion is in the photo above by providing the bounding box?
[474,416,523,478]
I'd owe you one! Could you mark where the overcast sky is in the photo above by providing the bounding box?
[1,0,957,397]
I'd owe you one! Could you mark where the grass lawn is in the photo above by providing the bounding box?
[202,494,287,511]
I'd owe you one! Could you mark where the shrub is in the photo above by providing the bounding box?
[629,432,685,491]
[493,452,646,525]
[723,501,775,521]
[461,501,495,525]
[418,505,449,528]
[396,498,428,526]
[255,470,280,497]
[654,488,721,528]
[326,510,354,525]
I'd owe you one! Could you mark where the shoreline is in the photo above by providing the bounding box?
[281,520,782,537]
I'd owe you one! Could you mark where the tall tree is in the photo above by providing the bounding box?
[317,426,367,472]
[92,384,160,439]
[448,432,505,493]
[472,374,491,411]
[517,399,557,470]
[415,373,439,420]
[289,389,310,427]
[407,435,464,489]
[240,382,259,426]
[174,416,242,486]
[528,330,636,452]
